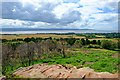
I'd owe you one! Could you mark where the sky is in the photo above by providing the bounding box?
[0,0,119,30]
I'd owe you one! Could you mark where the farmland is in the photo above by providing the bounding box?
[0,33,119,42]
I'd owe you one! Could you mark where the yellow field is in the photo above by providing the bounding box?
[0,34,85,40]
[89,38,118,42]
[95,35,105,37]
[1,34,118,42]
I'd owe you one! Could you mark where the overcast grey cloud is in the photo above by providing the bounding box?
[60,11,81,25]
[2,1,81,26]
[2,2,59,23]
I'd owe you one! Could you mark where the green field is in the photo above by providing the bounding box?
[36,48,119,73]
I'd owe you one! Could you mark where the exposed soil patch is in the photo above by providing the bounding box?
[83,62,94,65]
[111,53,119,57]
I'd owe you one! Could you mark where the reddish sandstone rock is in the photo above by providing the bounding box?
[0,75,6,80]
[12,63,118,79]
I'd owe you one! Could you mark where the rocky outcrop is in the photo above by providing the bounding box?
[0,75,6,80]
[12,63,118,79]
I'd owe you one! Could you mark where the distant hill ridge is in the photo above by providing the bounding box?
[1,28,94,31]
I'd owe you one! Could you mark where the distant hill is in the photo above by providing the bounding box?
[1,28,94,32]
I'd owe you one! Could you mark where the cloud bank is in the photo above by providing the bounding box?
[0,0,119,30]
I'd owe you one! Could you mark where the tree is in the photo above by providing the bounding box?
[86,39,90,45]
[66,38,76,45]
[91,40,97,44]
[2,44,13,75]
[81,38,85,45]
[27,42,35,66]
[31,37,36,42]
[42,39,57,53]
[2,39,8,43]
[16,43,28,67]
[101,40,111,49]
[118,40,120,49]
[24,38,31,43]
[36,41,42,59]
[58,41,67,58]
[73,40,82,48]
[111,42,117,49]
[101,40,116,49]
[17,38,23,41]
[97,40,101,45]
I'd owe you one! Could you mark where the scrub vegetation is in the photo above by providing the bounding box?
[1,33,120,78]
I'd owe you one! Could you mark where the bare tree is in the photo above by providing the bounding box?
[2,44,12,75]
[36,41,43,59]
[27,42,35,66]
[16,43,28,67]
[58,41,68,58]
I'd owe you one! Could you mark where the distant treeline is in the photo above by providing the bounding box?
[76,33,120,39]
[1,37,101,45]
[1,37,120,50]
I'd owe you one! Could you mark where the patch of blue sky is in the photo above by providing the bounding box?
[90,17,95,19]
[77,5,83,8]
[63,0,80,3]
[97,8,118,13]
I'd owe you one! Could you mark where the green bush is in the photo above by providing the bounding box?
[73,40,82,48]
[117,40,120,49]
[101,40,117,49]
[87,44,100,48]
